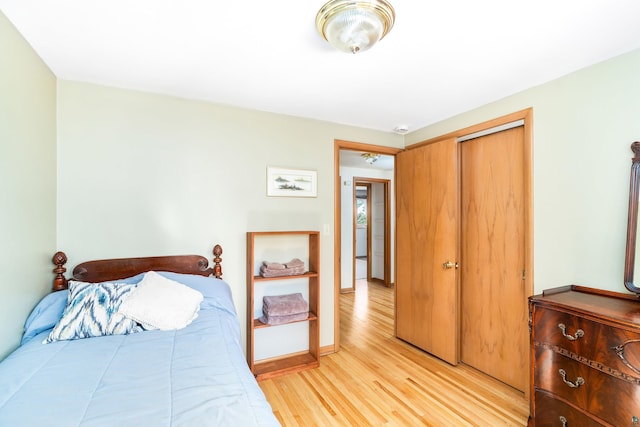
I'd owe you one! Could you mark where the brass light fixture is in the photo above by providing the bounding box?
[362,153,381,164]
[316,0,395,54]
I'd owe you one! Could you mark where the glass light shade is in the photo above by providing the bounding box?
[316,0,395,54]
[362,153,381,164]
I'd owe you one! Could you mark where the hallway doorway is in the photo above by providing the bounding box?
[353,178,390,289]
[334,140,401,352]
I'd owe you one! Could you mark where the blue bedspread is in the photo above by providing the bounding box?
[0,273,280,427]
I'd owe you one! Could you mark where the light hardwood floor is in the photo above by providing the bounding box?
[259,280,530,426]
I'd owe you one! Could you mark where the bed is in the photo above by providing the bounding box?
[0,245,281,426]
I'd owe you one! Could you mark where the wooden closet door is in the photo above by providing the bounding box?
[460,126,527,391]
[395,138,459,364]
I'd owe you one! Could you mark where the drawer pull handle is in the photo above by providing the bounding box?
[558,369,584,388]
[558,323,584,341]
[559,416,567,427]
[614,340,640,376]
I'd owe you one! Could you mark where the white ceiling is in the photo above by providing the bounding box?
[2,1,640,133]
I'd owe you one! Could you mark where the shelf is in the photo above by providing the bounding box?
[253,312,318,329]
[246,230,320,380]
[253,352,319,381]
[253,271,318,282]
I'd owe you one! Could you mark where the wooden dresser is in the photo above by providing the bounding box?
[529,285,640,426]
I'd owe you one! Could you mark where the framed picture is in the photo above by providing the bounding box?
[267,167,317,197]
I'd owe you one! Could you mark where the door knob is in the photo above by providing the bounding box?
[442,261,459,269]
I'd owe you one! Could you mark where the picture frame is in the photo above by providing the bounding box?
[267,167,317,197]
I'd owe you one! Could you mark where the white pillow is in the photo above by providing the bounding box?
[118,271,204,331]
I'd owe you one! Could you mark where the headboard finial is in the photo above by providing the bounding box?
[212,244,223,278]
[52,251,68,291]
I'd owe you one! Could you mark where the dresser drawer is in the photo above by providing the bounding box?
[533,390,605,426]
[532,306,640,378]
[535,347,640,426]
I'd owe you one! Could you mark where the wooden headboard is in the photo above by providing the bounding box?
[51,245,223,291]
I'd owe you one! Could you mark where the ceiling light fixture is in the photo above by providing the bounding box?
[362,153,381,165]
[316,0,395,54]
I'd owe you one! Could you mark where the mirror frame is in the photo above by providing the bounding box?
[624,141,640,295]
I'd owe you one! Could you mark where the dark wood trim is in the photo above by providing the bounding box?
[625,141,640,295]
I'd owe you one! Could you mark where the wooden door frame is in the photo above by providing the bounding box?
[354,178,391,287]
[334,140,402,352]
[406,107,533,395]
[351,181,372,290]
[407,108,533,299]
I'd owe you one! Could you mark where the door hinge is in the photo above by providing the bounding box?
[522,270,526,281]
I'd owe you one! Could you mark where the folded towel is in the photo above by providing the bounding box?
[285,258,304,268]
[259,265,305,277]
[259,311,309,326]
[260,265,305,274]
[263,293,309,316]
[262,261,286,270]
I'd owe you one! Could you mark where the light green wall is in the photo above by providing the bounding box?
[56,80,403,349]
[407,48,640,295]
[0,11,57,359]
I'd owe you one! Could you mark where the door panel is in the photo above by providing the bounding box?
[395,138,458,364]
[371,183,385,280]
[460,127,526,391]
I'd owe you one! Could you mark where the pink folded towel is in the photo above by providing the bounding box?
[285,258,304,268]
[259,312,309,326]
[257,258,306,277]
[259,265,305,277]
[262,261,286,270]
[262,293,309,316]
